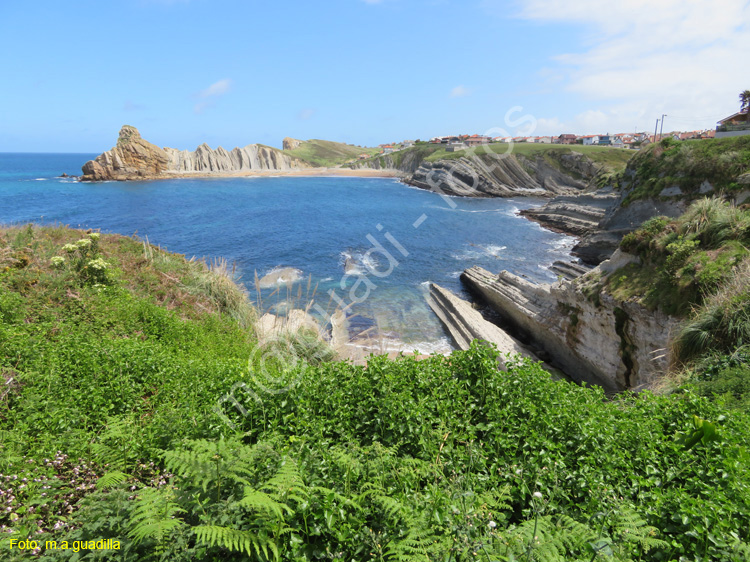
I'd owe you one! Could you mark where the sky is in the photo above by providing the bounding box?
[1,0,748,152]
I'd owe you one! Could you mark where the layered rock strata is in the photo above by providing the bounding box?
[461,254,679,391]
[81,126,308,181]
[427,283,538,368]
[357,151,598,198]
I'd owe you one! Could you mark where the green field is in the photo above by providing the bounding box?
[282,139,381,167]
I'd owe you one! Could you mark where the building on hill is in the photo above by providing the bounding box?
[464,135,493,146]
[555,134,577,145]
[446,142,468,152]
[716,110,750,138]
[581,135,600,146]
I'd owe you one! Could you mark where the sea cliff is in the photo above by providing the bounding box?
[81,126,309,181]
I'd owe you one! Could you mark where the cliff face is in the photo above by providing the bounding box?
[461,251,679,392]
[81,126,309,181]
[356,149,597,198]
[162,143,305,174]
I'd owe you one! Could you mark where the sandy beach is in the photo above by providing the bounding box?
[158,167,404,180]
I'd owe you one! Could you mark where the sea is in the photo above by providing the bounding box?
[0,153,578,354]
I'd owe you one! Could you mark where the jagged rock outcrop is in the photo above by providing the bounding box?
[461,252,679,392]
[81,126,309,181]
[81,125,171,181]
[282,137,302,151]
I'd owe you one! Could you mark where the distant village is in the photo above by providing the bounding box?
[356,107,750,159]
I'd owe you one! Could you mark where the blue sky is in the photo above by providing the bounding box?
[2,0,748,152]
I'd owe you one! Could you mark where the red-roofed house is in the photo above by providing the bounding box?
[716,110,750,138]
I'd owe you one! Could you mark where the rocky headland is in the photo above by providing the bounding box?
[522,137,750,264]
[354,146,604,198]
[81,126,310,181]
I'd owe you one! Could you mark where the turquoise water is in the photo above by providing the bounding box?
[0,153,577,352]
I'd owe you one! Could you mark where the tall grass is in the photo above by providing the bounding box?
[186,257,257,329]
[672,260,750,364]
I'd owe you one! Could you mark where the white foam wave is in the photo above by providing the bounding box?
[340,249,380,276]
[35,178,48,181]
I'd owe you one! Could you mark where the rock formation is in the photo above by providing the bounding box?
[81,126,309,181]
[282,137,303,151]
[427,283,540,370]
[81,125,171,181]
[461,251,679,392]
[356,150,597,198]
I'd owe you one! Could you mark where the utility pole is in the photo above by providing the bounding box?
[659,114,667,141]
[654,118,660,144]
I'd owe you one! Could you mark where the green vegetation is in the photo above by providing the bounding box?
[282,139,380,167]
[613,198,750,316]
[2,225,750,560]
[620,136,750,205]
[607,198,750,411]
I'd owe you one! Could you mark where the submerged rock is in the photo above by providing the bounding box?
[257,267,303,289]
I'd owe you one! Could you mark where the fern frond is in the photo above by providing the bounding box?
[96,470,130,490]
[608,507,669,553]
[358,484,407,520]
[91,415,139,469]
[384,526,433,562]
[237,487,290,519]
[261,457,308,505]
[128,487,186,545]
[194,525,279,561]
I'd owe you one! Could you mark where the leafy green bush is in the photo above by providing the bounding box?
[3,225,750,561]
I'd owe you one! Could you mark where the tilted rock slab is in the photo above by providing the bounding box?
[427,283,539,368]
[461,253,678,392]
[81,125,309,181]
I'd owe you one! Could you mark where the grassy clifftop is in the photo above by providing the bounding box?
[282,139,380,167]
[620,136,750,204]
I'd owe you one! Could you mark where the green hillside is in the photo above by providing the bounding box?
[283,139,380,167]
[620,135,750,205]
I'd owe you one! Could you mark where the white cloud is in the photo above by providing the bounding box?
[450,85,471,98]
[506,0,750,133]
[194,79,232,114]
[198,79,232,99]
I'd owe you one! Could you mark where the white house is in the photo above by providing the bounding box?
[582,135,600,146]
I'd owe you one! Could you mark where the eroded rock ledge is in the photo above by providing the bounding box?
[81,126,309,181]
[460,252,679,392]
[427,283,538,368]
